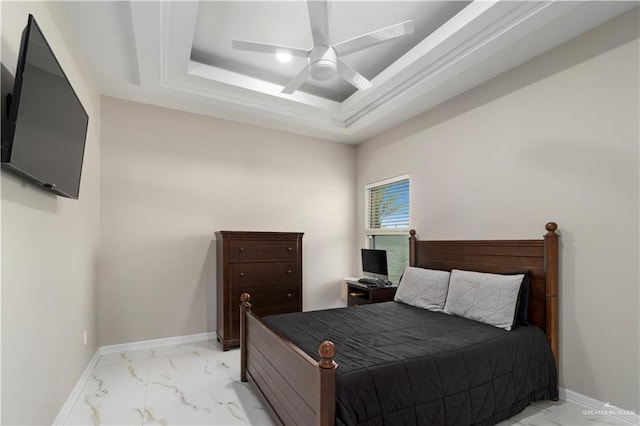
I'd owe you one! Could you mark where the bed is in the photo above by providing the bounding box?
[239,222,559,425]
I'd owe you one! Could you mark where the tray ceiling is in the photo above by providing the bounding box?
[62,1,636,143]
[191,2,469,102]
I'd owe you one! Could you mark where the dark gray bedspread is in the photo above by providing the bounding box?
[262,301,558,426]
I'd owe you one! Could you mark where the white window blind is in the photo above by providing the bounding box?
[366,175,410,232]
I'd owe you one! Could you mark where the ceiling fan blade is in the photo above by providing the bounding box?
[232,40,308,57]
[282,66,311,94]
[333,20,414,56]
[337,60,372,91]
[307,0,330,47]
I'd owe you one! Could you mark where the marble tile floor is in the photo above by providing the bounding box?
[64,340,272,426]
[63,340,632,426]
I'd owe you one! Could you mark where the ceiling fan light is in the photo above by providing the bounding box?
[309,46,337,81]
[310,60,336,80]
[276,51,292,63]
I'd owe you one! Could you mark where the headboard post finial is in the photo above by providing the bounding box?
[409,229,417,267]
[543,222,559,370]
[240,292,251,306]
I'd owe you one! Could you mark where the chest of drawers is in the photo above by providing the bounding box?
[215,231,303,350]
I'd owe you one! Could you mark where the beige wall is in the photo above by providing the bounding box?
[0,2,101,424]
[99,98,356,346]
[357,8,639,412]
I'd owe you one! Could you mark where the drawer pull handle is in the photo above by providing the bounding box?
[287,247,293,251]
[239,272,245,277]
[287,293,293,298]
[287,270,292,274]
[238,247,244,252]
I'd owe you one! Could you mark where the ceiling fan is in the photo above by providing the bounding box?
[231,0,414,95]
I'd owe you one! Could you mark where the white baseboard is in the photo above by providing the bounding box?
[52,348,100,425]
[560,388,639,425]
[99,331,216,355]
[53,332,216,425]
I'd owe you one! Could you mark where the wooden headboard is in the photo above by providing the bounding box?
[409,222,559,367]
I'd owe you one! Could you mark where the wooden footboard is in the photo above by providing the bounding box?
[240,293,337,426]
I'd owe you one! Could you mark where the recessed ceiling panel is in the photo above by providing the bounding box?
[191,1,470,102]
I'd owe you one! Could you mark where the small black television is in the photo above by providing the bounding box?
[361,248,388,281]
[1,14,89,199]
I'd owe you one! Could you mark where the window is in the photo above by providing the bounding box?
[365,175,410,283]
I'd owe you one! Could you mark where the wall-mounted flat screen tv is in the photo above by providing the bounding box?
[1,14,89,199]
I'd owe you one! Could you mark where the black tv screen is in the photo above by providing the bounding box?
[1,14,88,199]
[361,248,388,278]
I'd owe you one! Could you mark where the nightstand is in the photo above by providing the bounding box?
[346,280,397,307]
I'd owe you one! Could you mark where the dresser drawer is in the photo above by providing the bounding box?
[230,285,300,312]
[229,285,301,339]
[229,240,298,263]
[229,262,299,287]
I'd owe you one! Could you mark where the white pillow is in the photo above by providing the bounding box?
[444,269,524,330]
[394,267,451,311]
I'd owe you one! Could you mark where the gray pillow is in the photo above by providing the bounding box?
[443,269,524,330]
[394,267,451,311]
